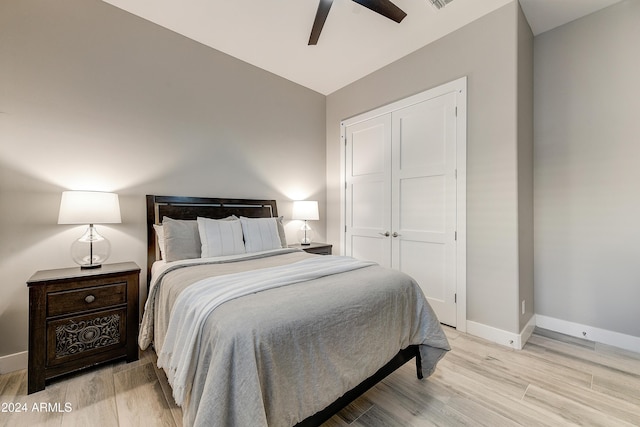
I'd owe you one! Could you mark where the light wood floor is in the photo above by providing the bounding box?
[1,327,639,426]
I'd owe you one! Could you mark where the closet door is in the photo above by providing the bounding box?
[342,77,466,330]
[344,115,392,267]
[391,92,457,327]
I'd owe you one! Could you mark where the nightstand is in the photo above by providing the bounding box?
[289,242,333,255]
[26,262,140,394]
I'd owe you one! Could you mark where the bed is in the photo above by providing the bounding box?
[139,195,450,427]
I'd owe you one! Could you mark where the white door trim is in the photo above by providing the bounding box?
[340,76,467,332]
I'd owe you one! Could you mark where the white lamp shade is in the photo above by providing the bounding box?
[58,191,122,224]
[292,200,319,221]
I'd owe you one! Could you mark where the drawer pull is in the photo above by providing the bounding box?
[84,295,96,304]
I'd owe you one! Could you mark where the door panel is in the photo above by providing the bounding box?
[350,235,388,266]
[352,125,386,176]
[392,93,457,327]
[345,115,392,268]
[398,239,456,324]
[351,180,385,229]
[399,240,445,299]
[398,103,446,171]
[399,175,446,232]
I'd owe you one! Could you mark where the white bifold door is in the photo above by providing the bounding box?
[344,86,461,327]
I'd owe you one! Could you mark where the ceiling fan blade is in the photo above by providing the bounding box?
[351,0,407,23]
[309,0,334,45]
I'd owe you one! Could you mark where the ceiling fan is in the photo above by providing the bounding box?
[308,0,407,45]
[308,0,454,45]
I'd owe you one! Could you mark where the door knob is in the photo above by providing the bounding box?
[378,231,390,237]
[392,232,401,237]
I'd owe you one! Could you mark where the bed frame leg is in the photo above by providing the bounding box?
[415,347,423,379]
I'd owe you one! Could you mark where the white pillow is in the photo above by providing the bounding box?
[197,217,246,258]
[153,224,165,259]
[240,217,283,253]
[275,216,287,247]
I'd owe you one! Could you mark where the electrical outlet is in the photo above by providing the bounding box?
[521,300,526,315]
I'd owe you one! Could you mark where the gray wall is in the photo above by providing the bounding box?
[0,0,326,357]
[534,0,640,337]
[517,3,535,331]
[327,2,533,334]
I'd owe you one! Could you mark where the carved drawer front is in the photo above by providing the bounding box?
[46,307,127,366]
[47,283,126,317]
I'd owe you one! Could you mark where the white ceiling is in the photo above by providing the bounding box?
[519,0,624,36]
[101,0,624,95]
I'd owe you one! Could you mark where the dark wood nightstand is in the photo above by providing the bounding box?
[26,262,140,394]
[289,242,333,255]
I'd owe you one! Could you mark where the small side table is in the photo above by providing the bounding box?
[289,242,333,255]
[26,262,140,394]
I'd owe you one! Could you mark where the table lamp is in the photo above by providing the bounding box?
[292,200,319,245]
[58,191,121,269]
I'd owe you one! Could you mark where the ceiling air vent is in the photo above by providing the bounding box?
[430,0,454,9]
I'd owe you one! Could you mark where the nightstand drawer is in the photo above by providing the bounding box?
[47,282,126,317]
[46,307,127,366]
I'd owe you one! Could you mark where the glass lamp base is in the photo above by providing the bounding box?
[71,225,111,268]
[297,222,314,246]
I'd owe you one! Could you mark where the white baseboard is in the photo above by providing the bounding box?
[0,351,27,374]
[535,314,640,353]
[466,315,536,350]
[465,314,640,353]
[520,315,536,347]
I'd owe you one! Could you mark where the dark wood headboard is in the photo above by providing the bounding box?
[146,195,278,288]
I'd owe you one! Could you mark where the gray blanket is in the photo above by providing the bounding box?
[145,251,450,427]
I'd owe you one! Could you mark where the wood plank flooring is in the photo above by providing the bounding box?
[1,327,638,426]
